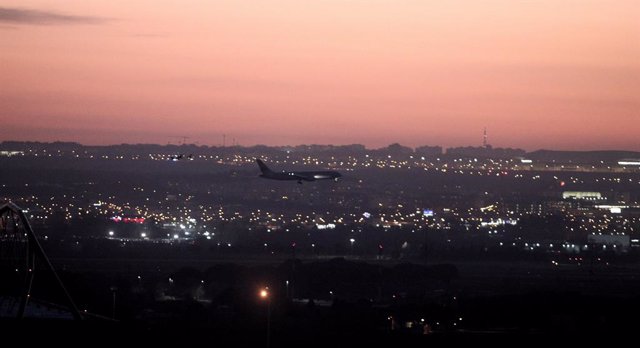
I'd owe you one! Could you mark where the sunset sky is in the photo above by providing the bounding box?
[1,1,638,150]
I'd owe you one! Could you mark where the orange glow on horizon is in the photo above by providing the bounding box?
[1,1,638,151]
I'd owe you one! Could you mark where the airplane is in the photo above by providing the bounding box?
[256,158,341,184]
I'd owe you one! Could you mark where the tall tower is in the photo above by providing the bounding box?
[483,127,488,148]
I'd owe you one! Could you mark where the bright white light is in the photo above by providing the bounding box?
[108,231,114,236]
[173,234,179,239]
[618,161,640,166]
[316,223,336,230]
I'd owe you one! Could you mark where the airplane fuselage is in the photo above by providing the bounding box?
[260,170,342,182]
[256,159,341,183]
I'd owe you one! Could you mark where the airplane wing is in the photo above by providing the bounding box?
[293,173,316,181]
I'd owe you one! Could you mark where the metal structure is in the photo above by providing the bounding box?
[0,202,82,320]
[483,127,489,148]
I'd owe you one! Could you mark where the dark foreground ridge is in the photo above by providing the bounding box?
[4,257,640,346]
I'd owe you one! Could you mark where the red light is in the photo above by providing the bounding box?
[115,217,146,224]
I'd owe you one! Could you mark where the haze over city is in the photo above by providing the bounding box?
[1,1,639,150]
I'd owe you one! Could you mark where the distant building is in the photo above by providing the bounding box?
[382,143,414,156]
[516,156,533,164]
[0,151,23,157]
[445,146,526,158]
[415,145,442,156]
[618,159,640,166]
[562,191,602,200]
[588,234,630,251]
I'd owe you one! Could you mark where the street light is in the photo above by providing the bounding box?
[349,238,355,255]
[285,280,289,299]
[109,286,117,320]
[259,287,271,348]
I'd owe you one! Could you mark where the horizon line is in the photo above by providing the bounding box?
[1,139,640,154]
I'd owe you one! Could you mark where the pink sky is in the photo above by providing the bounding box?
[1,0,639,150]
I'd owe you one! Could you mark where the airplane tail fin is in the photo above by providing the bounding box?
[256,159,273,174]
